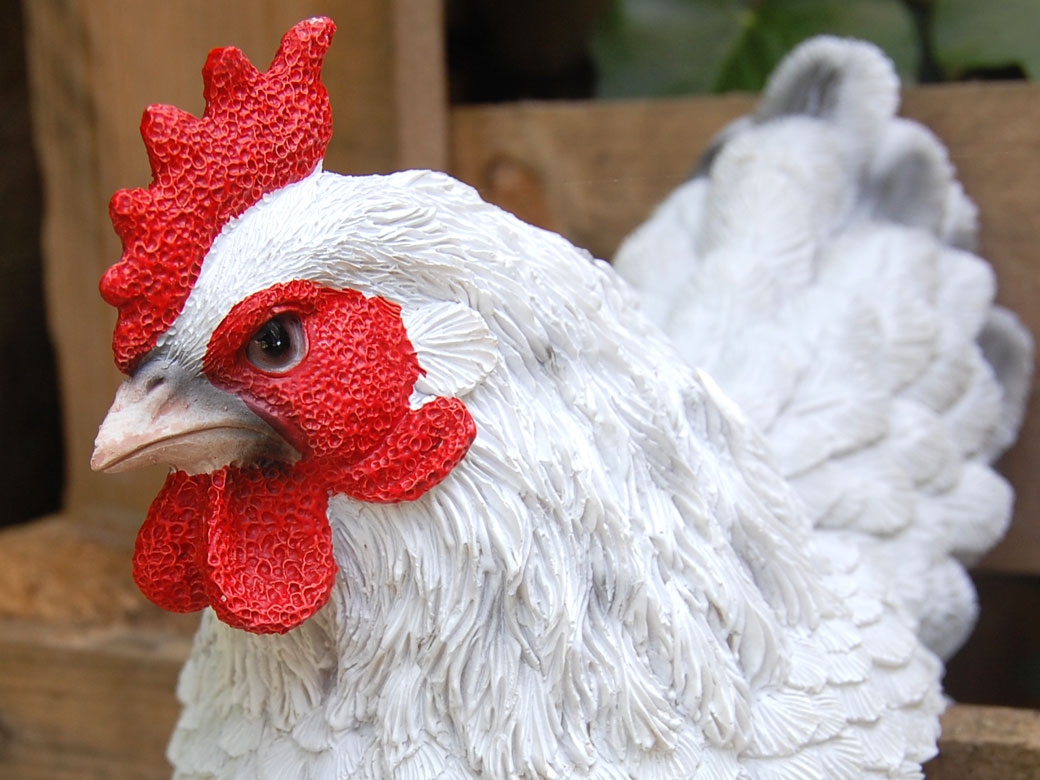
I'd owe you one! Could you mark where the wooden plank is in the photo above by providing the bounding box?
[0,634,187,780]
[927,704,1040,779]
[901,85,1040,574]
[451,94,755,261]
[450,83,1040,575]
[0,515,197,779]
[392,0,449,171]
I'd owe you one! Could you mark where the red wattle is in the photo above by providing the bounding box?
[203,466,337,633]
[343,396,477,502]
[133,464,338,635]
[133,471,211,613]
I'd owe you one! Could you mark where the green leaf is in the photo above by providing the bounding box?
[932,0,1040,79]
[715,0,918,92]
[592,0,747,97]
[593,0,918,97]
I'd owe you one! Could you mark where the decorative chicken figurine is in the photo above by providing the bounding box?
[90,18,1028,779]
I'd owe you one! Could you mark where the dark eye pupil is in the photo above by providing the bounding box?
[255,319,290,356]
[246,314,306,373]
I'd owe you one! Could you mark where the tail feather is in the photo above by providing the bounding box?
[977,306,1034,460]
[613,36,1032,659]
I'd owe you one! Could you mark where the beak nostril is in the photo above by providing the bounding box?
[144,374,165,394]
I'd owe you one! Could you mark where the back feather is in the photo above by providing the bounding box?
[614,36,1033,659]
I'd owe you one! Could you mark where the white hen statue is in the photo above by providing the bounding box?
[90,19,1030,780]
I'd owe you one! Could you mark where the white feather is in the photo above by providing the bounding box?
[403,300,500,402]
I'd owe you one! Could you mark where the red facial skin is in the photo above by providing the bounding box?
[132,281,477,633]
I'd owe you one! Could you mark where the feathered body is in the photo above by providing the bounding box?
[155,169,942,778]
[90,21,1027,780]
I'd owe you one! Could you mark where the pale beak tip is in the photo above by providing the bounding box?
[89,446,108,473]
[90,429,120,473]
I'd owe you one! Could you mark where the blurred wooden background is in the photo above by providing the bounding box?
[0,1,1037,777]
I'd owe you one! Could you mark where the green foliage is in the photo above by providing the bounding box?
[932,0,1040,79]
[592,0,747,96]
[593,0,1037,97]
[715,0,917,92]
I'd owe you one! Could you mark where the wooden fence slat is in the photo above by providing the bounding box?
[927,705,1040,779]
[0,635,188,780]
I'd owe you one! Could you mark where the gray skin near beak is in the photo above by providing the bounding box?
[91,356,298,476]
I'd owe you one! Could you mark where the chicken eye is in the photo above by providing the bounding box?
[246,314,307,373]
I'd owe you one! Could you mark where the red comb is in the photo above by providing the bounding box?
[101,17,336,374]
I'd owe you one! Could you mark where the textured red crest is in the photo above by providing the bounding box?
[101,17,335,374]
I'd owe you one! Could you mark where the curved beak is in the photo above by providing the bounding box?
[91,357,298,475]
